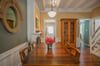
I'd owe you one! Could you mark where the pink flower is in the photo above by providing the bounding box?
[45,37,54,45]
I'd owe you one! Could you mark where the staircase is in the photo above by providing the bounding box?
[90,27,100,57]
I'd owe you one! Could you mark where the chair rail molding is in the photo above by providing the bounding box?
[0,42,28,66]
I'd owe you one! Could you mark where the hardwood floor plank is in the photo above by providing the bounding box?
[23,42,100,66]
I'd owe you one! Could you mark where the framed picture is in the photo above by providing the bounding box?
[35,17,39,32]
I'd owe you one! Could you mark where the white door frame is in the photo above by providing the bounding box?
[44,18,57,43]
[79,18,91,47]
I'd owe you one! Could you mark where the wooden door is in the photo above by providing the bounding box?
[61,19,77,48]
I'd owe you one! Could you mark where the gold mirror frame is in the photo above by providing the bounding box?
[0,0,23,33]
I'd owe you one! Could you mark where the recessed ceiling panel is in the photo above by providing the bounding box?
[35,0,100,12]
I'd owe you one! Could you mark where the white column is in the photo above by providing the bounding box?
[27,0,35,42]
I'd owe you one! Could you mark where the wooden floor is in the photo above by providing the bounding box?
[23,42,100,66]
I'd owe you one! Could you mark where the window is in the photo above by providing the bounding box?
[47,26,54,35]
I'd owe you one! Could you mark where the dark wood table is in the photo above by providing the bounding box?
[23,43,100,66]
[23,43,78,66]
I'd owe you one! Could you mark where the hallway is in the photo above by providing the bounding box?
[0,0,100,66]
[23,43,100,66]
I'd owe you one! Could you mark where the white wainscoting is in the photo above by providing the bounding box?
[0,42,28,66]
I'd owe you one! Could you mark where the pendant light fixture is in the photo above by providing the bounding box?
[48,0,56,18]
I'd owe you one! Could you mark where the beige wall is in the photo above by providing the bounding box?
[40,12,92,39]
[92,6,100,17]
[35,4,40,19]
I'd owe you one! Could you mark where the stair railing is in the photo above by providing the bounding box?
[90,26,100,53]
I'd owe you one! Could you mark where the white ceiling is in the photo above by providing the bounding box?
[35,0,100,12]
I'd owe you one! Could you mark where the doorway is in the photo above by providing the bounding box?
[79,19,90,48]
[44,19,56,42]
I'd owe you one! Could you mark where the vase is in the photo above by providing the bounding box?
[48,44,52,49]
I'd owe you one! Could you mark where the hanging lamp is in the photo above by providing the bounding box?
[48,0,56,18]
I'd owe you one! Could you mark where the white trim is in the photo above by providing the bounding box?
[0,42,28,60]
[27,0,35,42]
[0,42,28,66]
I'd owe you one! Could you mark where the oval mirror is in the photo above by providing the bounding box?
[0,0,23,33]
[6,7,17,29]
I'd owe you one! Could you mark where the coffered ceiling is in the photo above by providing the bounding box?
[35,0,100,12]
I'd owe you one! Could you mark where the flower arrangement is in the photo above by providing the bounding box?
[45,36,55,45]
